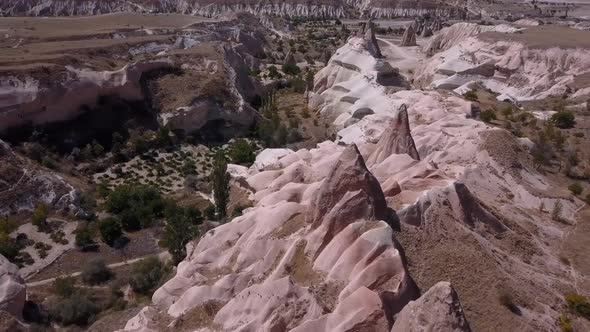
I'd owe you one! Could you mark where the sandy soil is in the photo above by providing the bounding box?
[0,13,214,39]
[480,25,590,49]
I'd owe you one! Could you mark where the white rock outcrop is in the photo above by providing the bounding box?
[417,22,590,101]
[0,255,26,318]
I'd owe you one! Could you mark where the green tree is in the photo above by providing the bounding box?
[267,65,282,79]
[92,140,104,157]
[80,144,93,161]
[229,139,256,165]
[162,205,201,263]
[48,292,98,326]
[568,183,583,196]
[81,259,112,285]
[53,277,76,298]
[211,151,230,219]
[282,63,301,76]
[129,256,168,295]
[32,203,50,232]
[99,217,122,246]
[75,227,95,251]
[551,111,575,129]
[480,109,497,123]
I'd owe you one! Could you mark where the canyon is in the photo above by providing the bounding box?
[0,5,590,332]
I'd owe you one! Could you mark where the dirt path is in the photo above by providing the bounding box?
[26,251,168,287]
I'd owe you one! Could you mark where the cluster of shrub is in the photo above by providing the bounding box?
[26,256,169,328]
[76,184,204,263]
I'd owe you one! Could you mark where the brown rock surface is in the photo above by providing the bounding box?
[391,281,471,332]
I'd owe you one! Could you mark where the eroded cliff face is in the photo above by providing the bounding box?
[416,22,590,101]
[119,20,588,332]
[0,13,263,138]
[0,0,467,19]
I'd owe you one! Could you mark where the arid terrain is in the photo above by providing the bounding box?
[1,3,590,332]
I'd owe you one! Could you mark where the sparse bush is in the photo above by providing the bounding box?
[231,204,252,218]
[551,111,576,129]
[499,291,521,315]
[129,256,168,295]
[81,259,112,285]
[480,109,497,123]
[568,182,583,196]
[463,90,478,101]
[267,65,282,79]
[282,63,301,76]
[48,292,98,326]
[53,277,76,298]
[99,217,122,246]
[565,292,590,320]
[558,314,573,332]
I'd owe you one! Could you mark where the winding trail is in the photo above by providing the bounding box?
[26,251,168,287]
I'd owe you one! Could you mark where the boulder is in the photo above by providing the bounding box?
[391,282,471,332]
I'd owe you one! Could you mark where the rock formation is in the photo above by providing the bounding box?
[364,19,383,58]
[119,143,420,331]
[401,24,417,46]
[416,22,590,101]
[391,282,471,332]
[284,49,297,66]
[0,140,82,215]
[367,104,419,165]
[0,255,26,318]
[117,18,588,332]
[0,0,473,19]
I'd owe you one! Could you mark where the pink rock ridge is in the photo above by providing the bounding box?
[121,138,471,331]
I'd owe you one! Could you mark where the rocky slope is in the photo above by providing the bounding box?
[0,254,26,318]
[119,20,587,332]
[0,0,471,19]
[0,140,82,215]
[416,22,590,101]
